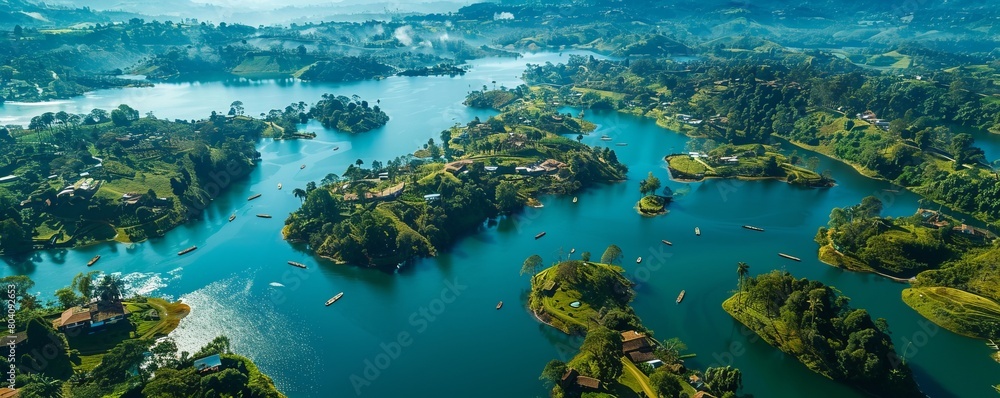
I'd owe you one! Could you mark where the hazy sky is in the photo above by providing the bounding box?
[190,0,462,10]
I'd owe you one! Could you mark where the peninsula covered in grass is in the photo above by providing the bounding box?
[527,248,745,398]
[666,143,833,187]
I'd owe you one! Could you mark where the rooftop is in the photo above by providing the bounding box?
[193,354,223,373]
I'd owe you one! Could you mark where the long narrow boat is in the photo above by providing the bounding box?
[778,253,801,262]
[256,214,272,218]
[86,255,100,267]
[325,292,344,306]
[178,246,197,255]
[248,193,262,201]
[676,290,686,304]
[288,261,307,269]
[661,239,673,246]
[742,225,764,232]
[694,227,701,236]
[615,142,629,146]
[535,232,546,239]
[496,301,503,310]
[636,257,642,264]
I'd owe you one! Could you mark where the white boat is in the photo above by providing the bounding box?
[325,292,344,306]
[636,257,642,264]
[278,183,282,190]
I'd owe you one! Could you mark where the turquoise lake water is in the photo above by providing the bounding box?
[1,51,995,397]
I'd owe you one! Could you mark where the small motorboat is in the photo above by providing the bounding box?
[636,257,642,264]
[326,292,344,306]
[496,301,503,310]
[278,183,283,190]
[228,212,236,222]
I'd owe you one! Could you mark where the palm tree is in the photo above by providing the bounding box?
[737,262,750,310]
[22,375,63,397]
[94,274,125,302]
[292,188,307,203]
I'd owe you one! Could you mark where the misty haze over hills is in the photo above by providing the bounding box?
[24,0,472,24]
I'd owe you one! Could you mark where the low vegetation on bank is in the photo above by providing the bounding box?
[723,270,922,397]
[902,287,1000,339]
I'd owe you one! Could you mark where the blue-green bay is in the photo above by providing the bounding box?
[1,52,994,397]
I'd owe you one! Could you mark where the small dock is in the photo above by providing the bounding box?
[742,225,764,232]
[987,339,999,350]
[778,253,801,262]
[676,290,686,304]
[288,261,307,269]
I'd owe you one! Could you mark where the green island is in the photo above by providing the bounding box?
[282,92,626,268]
[1,273,283,398]
[636,172,668,215]
[308,94,389,133]
[723,270,922,397]
[665,144,832,187]
[526,247,744,398]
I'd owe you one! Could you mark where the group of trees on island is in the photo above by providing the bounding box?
[726,270,923,397]
[309,94,389,133]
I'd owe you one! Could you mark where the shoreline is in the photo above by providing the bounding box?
[818,243,915,284]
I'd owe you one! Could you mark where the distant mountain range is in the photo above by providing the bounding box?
[11,0,470,26]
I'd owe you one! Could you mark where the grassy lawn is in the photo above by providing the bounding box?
[666,155,707,177]
[722,293,821,376]
[70,299,189,372]
[570,87,627,101]
[638,195,666,215]
[902,287,1000,339]
[620,357,657,398]
[817,242,874,272]
[530,262,625,334]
